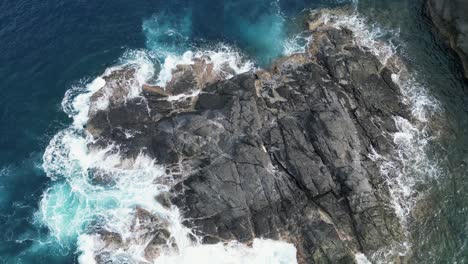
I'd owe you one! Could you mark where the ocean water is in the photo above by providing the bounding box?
[1,0,468,263]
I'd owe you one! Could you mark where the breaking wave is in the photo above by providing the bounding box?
[154,46,254,88]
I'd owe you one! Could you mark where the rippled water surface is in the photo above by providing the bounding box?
[1,0,467,263]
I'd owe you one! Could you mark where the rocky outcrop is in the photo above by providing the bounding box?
[85,10,410,263]
[427,0,468,79]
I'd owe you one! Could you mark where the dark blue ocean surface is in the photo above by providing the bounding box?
[1,0,468,263]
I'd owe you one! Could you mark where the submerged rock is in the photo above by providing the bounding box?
[427,0,468,79]
[86,10,412,263]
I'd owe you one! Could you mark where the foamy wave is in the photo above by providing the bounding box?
[62,77,106,128]
[155,45,254,87]
[319,11,399,64]
[78,236,297,264]
[152,239,297,264]
[61,50,155,128]
[283,32,312,56]
[117,50,157,98]
[354,252,372,264]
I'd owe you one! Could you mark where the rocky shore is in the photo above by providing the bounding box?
[85,10,412,263]
[427,0,468,79]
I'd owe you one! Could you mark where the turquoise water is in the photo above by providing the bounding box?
[1,0,468,263]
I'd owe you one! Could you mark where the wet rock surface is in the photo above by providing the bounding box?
[427,0,468,79]
[86,11,410,263]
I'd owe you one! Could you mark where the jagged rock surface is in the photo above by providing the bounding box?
[86,13,409,263]
[427,0,468,79]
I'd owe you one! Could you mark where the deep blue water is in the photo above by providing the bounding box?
[1,0,468,263]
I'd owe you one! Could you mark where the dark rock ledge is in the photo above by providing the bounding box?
[427,0,468,79]
[86,10,411,263]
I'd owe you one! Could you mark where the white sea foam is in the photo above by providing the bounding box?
[78,236,297,264]
[155,45,254,87]
[166,89,201,102]
[61,50,155,128]
[64,77,106,128]
[78,235,103,264]
[152,239,297,264]
[120,50,157,99]
[283,32,313,56]
[354,252,372,264]
[319,11,399,64]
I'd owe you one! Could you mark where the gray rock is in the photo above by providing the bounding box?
[86,10,409,263]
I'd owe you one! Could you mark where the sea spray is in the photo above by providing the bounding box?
[155,45,254,88]
[354,252,372,264]
[283,32,313,56]
[151,239,297,264]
